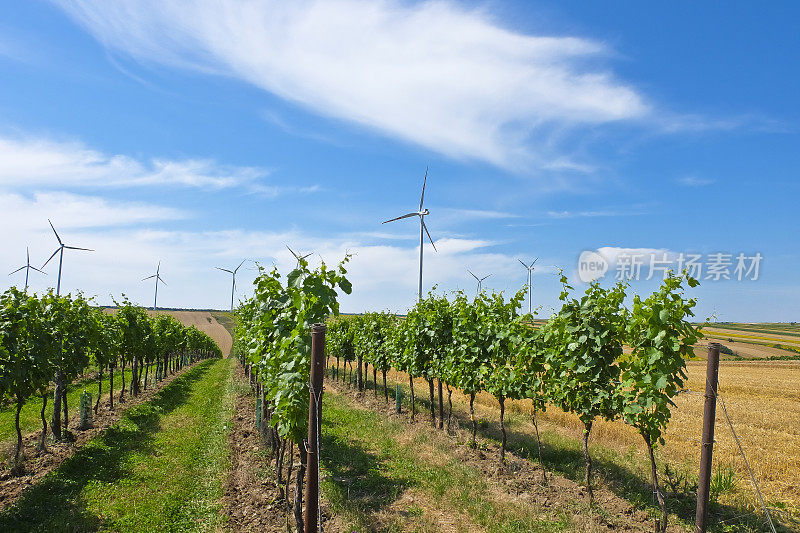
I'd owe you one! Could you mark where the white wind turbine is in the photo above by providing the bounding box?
[42,220,94,295]
[216,260,246,313]
[286,245,313,269]
[519,257,538,315]
[142,261,167,311]
[382,168,436,301]
[467,269,491,295]
[9,247,47,293]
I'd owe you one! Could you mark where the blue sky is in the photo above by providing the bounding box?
[1,1,798,321]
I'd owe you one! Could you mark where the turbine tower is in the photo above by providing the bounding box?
[9,247,46,292]
[518,257,538,315]
[42,219,93,295]
[216,260,246,313]
[467,269,491,295]
[382,168,436,301]
[286,245,312,269]
[142,261,167,311]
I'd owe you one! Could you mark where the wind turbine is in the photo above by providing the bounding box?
[467,269,491,295]
[286,245,312,268]
[142,262,167,311]
[382,168,436,301]
[41,220,93,295]
[216,260,246,312]
[518,257,538,315]
[9,247,47,292]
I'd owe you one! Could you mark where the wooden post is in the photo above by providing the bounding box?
[695,342,720,533]
[304,323,326,533]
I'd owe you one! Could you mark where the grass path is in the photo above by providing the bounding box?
[0,358,234,532]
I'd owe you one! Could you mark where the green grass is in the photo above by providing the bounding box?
[0,358,233,532]
[210,311,235,337]
[321,389,573,532]
[0,367,140,449]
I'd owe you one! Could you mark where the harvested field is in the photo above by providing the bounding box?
[105,308,233,357]
[375,356,800,529]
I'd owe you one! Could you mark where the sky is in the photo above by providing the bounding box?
[1,1,798,321]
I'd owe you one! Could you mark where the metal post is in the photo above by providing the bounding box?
[304,323,326,533]
[695,342,720,533]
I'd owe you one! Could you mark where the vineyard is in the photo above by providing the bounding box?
[0,264,794,532]
[0,288,222,470]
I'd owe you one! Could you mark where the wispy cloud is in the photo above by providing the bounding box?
[677,175,715,187]
[50,0,650,170]
[438,207,520,223]
[0,134,269,191]
[546,208,646,219]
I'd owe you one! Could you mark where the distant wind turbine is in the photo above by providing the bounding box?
[467,269,491,295]
[382,167,436,301]
[286,245,313,269]
[216,260,246,312]
[9,247,47,292]
[518,258,538,315]
[42,219,93,295]
[142,262,167,311]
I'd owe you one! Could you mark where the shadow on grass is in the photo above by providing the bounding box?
[334,371,791,533]
[0,360,215,533]
[319,413,408,528]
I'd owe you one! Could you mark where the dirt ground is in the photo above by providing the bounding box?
[0,363,199,509]
[222,364,287,532]
[692,338,795,359]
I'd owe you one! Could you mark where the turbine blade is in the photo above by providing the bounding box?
[216,267,234,273]
[26,247,30,264]
[42,247,60,268]
[30,266,47,275]
[300,253,312,260]
[9,266,25,275]
[518,258,527,268]
[158,276,167,286]
[64,246,93,251]
[422,219,436,251]
[419,167,428,210]
[382,212,418,224]
[142,274,156,281]
[48,219,62,245]
[286,245,300,260]
[481,274,491,281]
[234,259,246,273]
[532,257,538,266]
[467,269,478,281]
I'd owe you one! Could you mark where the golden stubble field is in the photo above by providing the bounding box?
[382,355,800,523]
[487,360,800,520]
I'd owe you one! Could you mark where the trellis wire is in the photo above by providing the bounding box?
[715,389,777,533]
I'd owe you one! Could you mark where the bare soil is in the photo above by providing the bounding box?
[222,364,286,532]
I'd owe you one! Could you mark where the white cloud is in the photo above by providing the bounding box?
[2,213,533,313]
[0,135,268,190]
[0,190,186,232]
[50,0,650,169]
